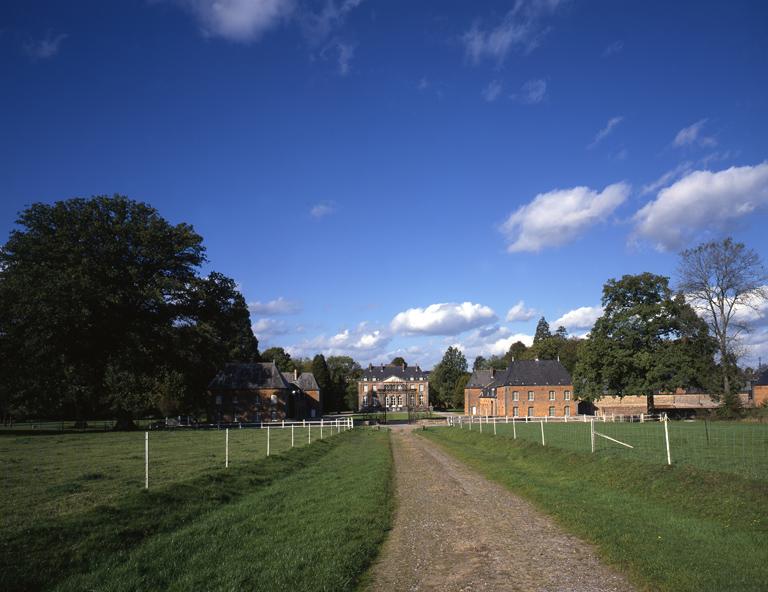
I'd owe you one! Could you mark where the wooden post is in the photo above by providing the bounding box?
[144,432,149,490]
[225,428,229,468]
[540,421,545,446]
[308,423,311,444]
[291,424,294,448]
[664,414,672,465]
[590,419,595,453]
[267,426,270,456]
[512,419,516,440]
[493,418,497,436]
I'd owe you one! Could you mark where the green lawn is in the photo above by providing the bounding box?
[1,423,345,532]
[1,428,392,592]
[462,418,768,480]
[423,427,768,592]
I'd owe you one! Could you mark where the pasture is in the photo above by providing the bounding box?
[423,427,768,592]
[462,417,768,480]
[0,427,392,591]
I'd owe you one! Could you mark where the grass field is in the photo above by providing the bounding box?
[423,427,768,592]
[1,428,391,591]
[462,418,768,480]
[1,423,346,532]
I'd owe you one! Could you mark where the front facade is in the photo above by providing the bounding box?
[465,360,574,418]
[357,363,430,411]
[208,362,322,422]
[751,368,768,407]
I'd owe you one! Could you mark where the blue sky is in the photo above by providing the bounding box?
[2,0,768,367]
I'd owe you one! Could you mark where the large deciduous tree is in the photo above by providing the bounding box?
[0,195,257,422]
[677,238,767,402]
[326,355,362,411]
[260,347,296,373]
[430,346,468,409]
[574,273,717,411]
[311,354,333,410]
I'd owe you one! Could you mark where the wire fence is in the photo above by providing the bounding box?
[0,418,353,532]
[447,414,768,481]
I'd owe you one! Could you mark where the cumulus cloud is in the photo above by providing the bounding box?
[310,201,336,218]
[640,162,694,196]
[454,326,534,361]
[176,0,295,42]
[462,0,565,64]
[390,302,497,336]
[248,296,302,315]
[251,318,293,339]
[501,182,630,253]
[673,119,717,148]
[633,162,768,251]
[588,116,623,149]
[482,79,503,102]
[24,32,68,60]
[287,322,390,360]
[553,305,603,331]
[506,301,537,322]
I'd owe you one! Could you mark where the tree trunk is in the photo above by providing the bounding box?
[647,393,655,415]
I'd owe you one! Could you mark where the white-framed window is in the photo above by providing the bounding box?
[364,385,368,393]
[528,391,535,401]
[398,396,403,406]
[362,395,368,406]
[418,394,424,404]
[527,407,534,417]
[271,394,278,406]
[564,405,571,416]
[548,406,556,416]
[373,385,377,392]
[363,377,368,381]
[549,390,555,401]
[564,390,571,401]
[513,391,519,401]
[419,384,424,392]
[385,395,390,406]
[513,407,519,417]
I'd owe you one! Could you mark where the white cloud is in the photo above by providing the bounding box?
[454,326,534,360]
[301,0,363,44]
[519,78,546,103]
[501,182,630,253]
[673,119,717,148]
[633,162,768,251]
[335,41,355,75]
[482,79,503,102]
[640,162,694,196]
[462,0,565,64]
[177,0,295,42]
[252,318,293,339]
[602,40,623,57]
[310,201,336,218]
[390,302,497,336]
[24,33,68,60]
[506,300,537,322]
[553,305,603,330]
[287,322,390,360]
[588,116,623,149]
[248,296,302,315]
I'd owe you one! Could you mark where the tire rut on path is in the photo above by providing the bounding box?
[365,427,636,592]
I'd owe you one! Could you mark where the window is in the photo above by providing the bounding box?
[385,395,390,406]
[362,395,368,406]
[363,377,368,381]
[549,390,555,401]
[270,394,278,406]
[548,406,555,416]
[419,384,424,392]
[373,385,377,392]
[564,390,571,400]
[528,391,534,401]
[513,391,519,401]
[564,406,571,417]
[364,385,369,393]
[215,395,222,405]
[418,394,424,404]
[527,407,534,417]
[513,407,519,417]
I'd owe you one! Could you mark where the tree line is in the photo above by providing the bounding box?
[1,196,764,421]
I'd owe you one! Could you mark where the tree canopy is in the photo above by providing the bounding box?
[0,195,257,422]
[573,273,717,410]
[390,356,407,367]
[429,346,468,409]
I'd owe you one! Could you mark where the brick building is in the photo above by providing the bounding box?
[751,367,768,407]
[208,362,322,421]
[465,360,574,418]
[357,363,430,411]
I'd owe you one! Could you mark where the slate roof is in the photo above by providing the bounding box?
[281,371,321,392]
[755,367,768,386]
[491,360,572,387]
[361,364,429,381]
[467,369,496,388]
[208,362,291,391]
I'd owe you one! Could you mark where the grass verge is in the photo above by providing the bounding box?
[1,429,393,592]
[422,427,768,592]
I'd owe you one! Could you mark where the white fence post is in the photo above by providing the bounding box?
[663,414,672,465]
[590,419,595,453]
[493,417,497,436]
[144,432,149,490]
[225,428,229,468]
[267,425,270,456]
[512,419,516,439]
[540,421,545,446]
[291,424,295,448]
[308,423,311,444]
[479,416,483,433]
[321,419,324,440]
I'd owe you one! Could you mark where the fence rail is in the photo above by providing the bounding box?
[445,414,768,481]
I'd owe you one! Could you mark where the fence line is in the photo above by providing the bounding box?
[446,413,767,481]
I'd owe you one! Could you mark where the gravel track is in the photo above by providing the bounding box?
[365,426,636,592]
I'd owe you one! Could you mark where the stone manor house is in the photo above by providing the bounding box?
[357,363,430,411]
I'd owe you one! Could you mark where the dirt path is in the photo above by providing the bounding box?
[365,426,635,592]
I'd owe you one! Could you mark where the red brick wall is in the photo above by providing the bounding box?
[464,385,575,417]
